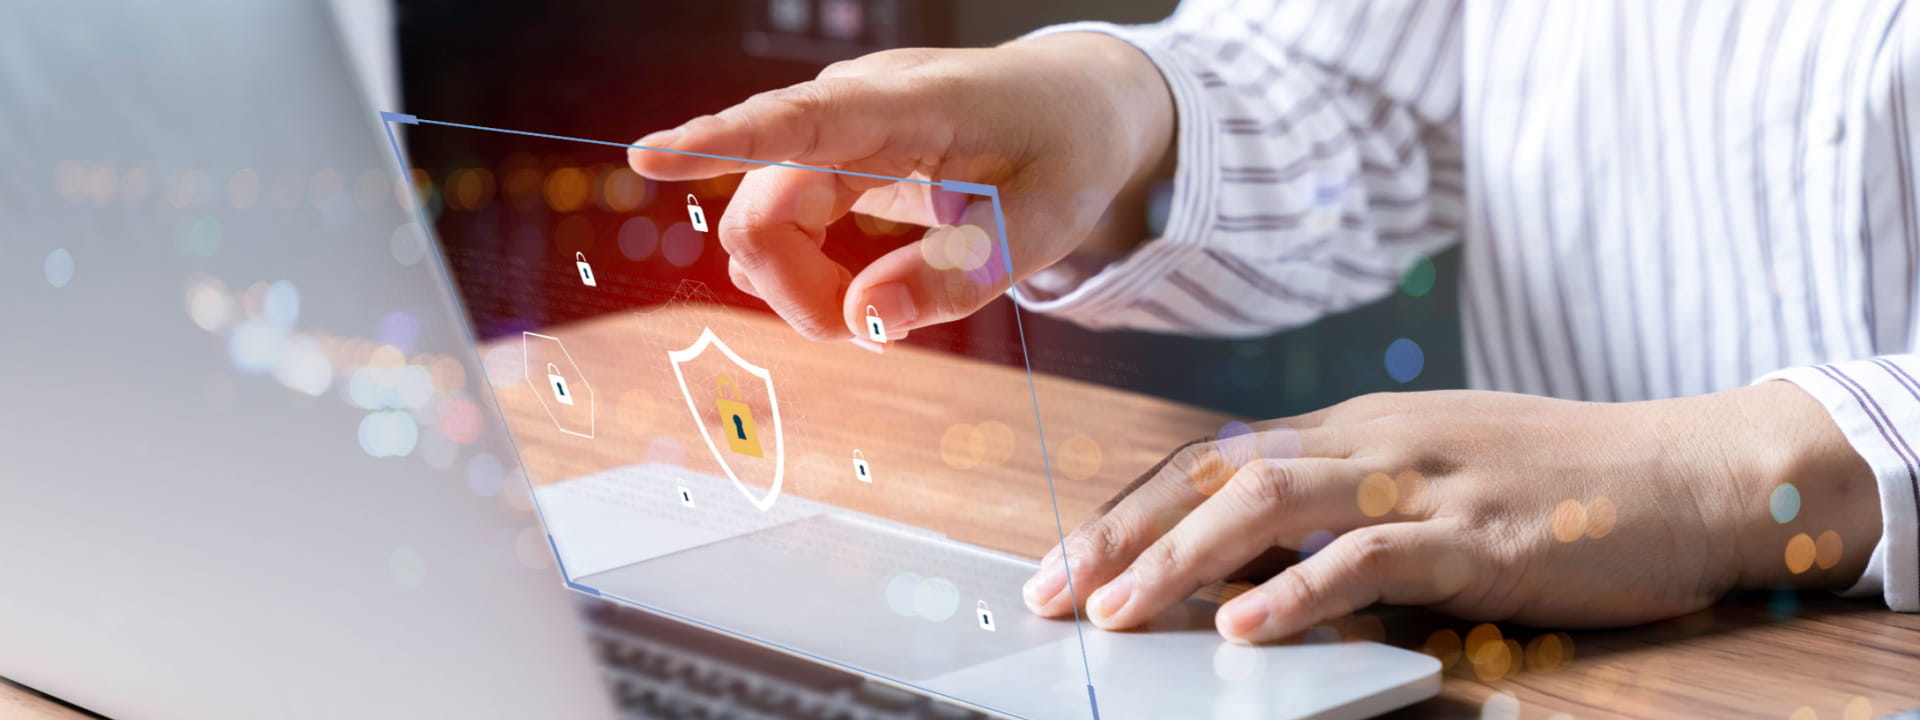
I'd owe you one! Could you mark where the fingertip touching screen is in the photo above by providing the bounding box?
[381,114,1101,719]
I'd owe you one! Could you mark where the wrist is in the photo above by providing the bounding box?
[1008,32,1174,257]
[1710,381,1881,590]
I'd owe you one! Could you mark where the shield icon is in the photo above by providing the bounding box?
[668,327,785,512]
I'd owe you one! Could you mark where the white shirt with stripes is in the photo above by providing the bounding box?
[1020,0,1920,613]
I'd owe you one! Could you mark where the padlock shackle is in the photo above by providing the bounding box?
[716,376,739,399]
[686,193,699,205]
[852,449,864,460]
[547,362,561,374]
[865,304,879,317]
[575,251,586,261]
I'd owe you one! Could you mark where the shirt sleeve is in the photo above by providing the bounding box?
[1760,357,1920,612]
[1013,0,1467,337]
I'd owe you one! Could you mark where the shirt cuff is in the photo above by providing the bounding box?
[1759,362,1920,611]
[1011,21,1218,324]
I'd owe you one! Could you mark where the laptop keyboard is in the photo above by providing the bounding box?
[585,600,987,720]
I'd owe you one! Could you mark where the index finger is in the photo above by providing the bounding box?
[628,80,910,181]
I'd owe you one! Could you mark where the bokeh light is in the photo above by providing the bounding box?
[1422,629,1462,669]
[661,221,704,267]
[1385,338,1425,383]
[186,275,234,331]
[86,162,117,206]
[1585,495,1617,539]
[1055,434,1103,481]
[1356,472,1397,517]
[1551,499,1587,542]
[438,394,484,445]
[273,334,332,396]
[1784,532,1816,574]
[940,423,983,469]
[228,321,290,373]
[1299,529,1335,558]
[1770,483,1801,524]
[1526,633,1566,672]
[1400,252,1437,297]
[1845,696,1874,720]
[260,279,300,327]
[357,410,419,458]
[1393,470,1428,515]
[544,167,590,212]
[466,452,505,497]
[44,248,74,288]
[1814,530,1843,570]
[174,215,220,258]
[390,222,429,266]
[601,168,651,212]
[617,216,659,261]
[377,311,422,351]
[1479,691,1519,720]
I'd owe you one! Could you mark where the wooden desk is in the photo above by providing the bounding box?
[506,307,1920,719]
[9,307,1915,718]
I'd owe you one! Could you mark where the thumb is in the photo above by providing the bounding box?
[842,197,1019,338]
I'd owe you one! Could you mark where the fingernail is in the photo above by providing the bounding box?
[1088,570,1136,621]
[856,284,913,339]
[848,338,885,355]
[1041,542,1064,567]
[1023,556,1069,610]
[1219,597,1269,641]
[638,129,681,148]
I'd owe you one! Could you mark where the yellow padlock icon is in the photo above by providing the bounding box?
[715,377,763,458]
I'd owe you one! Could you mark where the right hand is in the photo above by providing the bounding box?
[627,33,1173,342]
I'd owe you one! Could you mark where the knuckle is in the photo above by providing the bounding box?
[1277,568,1329,615]
[1343,528,1399,574]
[1134,540,1185,582]
[1071,519,1136,573]
[1232,462,1298,516]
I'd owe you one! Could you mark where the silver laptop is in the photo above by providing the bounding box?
[0,3,1437,719]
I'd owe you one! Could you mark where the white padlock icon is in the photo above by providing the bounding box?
[547,363,575,406]
[976,600,995,632]
[574,252,597,287]
[851,449,871,483]
[677,483,695,508]
[687,194,708,232]
[864,305,887,343]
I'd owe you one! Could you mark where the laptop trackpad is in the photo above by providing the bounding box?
[574,514,1080,685]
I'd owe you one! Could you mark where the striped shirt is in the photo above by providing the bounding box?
[1021,0,1919,612]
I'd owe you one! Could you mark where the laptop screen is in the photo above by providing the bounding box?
[389,115,1108,717]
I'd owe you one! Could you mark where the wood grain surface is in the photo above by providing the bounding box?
[9,307,1916,718]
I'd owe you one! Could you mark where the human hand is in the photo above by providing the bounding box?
[1023,384,1881,643]
[627,33,1173,343]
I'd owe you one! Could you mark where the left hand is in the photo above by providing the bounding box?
[1022,385,1880,643]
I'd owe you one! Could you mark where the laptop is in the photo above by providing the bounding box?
[0,3,1438,719]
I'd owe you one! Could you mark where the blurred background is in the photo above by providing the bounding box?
[396,0,1463,420]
